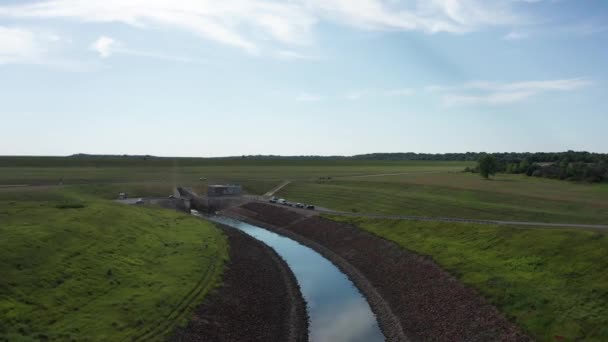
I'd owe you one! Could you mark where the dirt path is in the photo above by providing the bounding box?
[337,171,453,178]
[263,180,291,197]
[230,203,531,342]
[171,225,308,342]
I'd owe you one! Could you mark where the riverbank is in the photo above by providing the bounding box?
[171,224,308,342]
[225,202,529,341]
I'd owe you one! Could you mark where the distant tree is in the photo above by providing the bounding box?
[478,155,498,179]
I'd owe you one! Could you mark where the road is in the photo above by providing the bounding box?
[336,171,455,179]
[244,195,608,230]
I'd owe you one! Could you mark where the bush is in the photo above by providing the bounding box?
[55,203,86,209]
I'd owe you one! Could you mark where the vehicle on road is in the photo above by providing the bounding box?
[169,195,175,199]
[306,205,315,210]
[269,198,277,203]
[135,198,144,205]
[278,199,287,205]
[296,203,304,208]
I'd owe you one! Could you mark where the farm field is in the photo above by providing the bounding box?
[277,173,608,224]
[330,216,608,341]
[0,189,227,341]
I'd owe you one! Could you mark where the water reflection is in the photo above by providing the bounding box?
[209,216,384,342]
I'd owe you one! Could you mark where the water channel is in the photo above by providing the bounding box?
[209,215,384,342]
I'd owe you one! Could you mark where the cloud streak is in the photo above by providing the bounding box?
[0,0,525,54]
[89,35,206,64]
[437,78,592,106]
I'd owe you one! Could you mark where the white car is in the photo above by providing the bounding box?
[135,198,144,205]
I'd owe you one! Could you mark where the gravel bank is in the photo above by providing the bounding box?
[171,224,308,342]
[231,202,530,342]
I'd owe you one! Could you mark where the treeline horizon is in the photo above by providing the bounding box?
[0,151,606,167]
[28,150,608,161]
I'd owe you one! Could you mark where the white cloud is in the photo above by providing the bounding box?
[503,30,527,40]
[89,35,206,64]
[0,0,317,54]
[275,49,320,60]
[443,90,536,106]
[90,36,117,58]
[0,26,73,66]
[0,26,43,64]
[437,78,592,106]
[0,0,525,54]
[296,92,324,102]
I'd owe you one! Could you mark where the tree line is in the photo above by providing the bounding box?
[467,151,608,183]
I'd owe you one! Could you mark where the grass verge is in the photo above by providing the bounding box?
[328,216,608,341]
[278,175,608,224]
[0,190,228,341]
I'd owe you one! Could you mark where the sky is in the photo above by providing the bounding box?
[0,0,607,157]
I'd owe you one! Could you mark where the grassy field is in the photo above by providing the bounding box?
[0,158,470,199]
[1,156,605,223]
[330,216,608,341]
[1,156,607,340]
[0,189,228,341]
[278,173,608,224]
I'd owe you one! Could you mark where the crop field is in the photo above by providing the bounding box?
[329,216,608,341]
[0,189,227,341]
[277,173,608,224]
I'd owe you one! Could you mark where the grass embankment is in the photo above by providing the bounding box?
[278,173,608,224]
[329,216,608,341]
[0,190,227,341]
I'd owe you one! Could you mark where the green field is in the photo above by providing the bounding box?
[1,156,607,340]
[278,172,608,224]
[330,216,608,341]
[1,157,606,223]
[0,189,227,341]
[0,159,470,199]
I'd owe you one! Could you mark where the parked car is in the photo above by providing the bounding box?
[306,204,315,210]
[295,203,304,208]
[168,195,175,199]
[279,199,287,205]
[269,198,277,203]
[286,202,294,207]
[135,198,144,205]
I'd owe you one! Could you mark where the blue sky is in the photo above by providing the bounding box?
[0,0,606,157]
